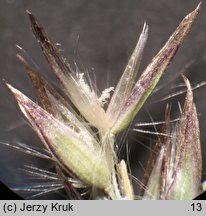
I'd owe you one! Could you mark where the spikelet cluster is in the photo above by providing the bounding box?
[2,3,205,199]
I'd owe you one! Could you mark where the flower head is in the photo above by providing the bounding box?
[4,3,203,199]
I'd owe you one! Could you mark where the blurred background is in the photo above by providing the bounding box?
[0,0,206,199]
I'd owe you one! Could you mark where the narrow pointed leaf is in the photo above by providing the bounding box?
[111,3,201,134]
[46,91,100,149]
[141,105,171,196]
[17,54,65,115]
[166,76,202,199]
[6,83,113,194]
[107,23,148,126]
[17,54,99,148]
[27,11,110,130]
[143,147,165,200]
